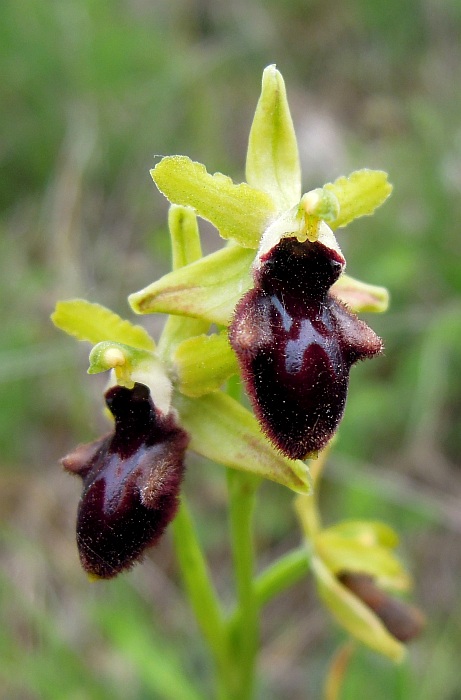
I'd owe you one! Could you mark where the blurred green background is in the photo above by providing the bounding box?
[2,0,461,698]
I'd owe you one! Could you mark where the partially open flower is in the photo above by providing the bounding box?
[229,235,383,459]
[62,383,189,579]
[296,488,424,662]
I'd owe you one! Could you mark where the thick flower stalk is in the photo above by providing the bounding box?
[52,65,423,697]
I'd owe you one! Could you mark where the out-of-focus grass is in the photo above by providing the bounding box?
[1,0,461,697]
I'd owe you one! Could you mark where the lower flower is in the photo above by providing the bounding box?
[62,383,189,579]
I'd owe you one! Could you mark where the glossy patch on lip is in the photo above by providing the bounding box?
[62,383,189,579]
[229,237,382,460]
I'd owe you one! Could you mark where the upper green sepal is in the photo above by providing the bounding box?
[245,65,301,211]
[326,169,393,230]
[51,299,155,350]
[151,156,277,248]
[168,204,203,269]
[156,205,210,358]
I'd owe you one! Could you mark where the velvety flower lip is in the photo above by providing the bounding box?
[229,237,383,460]
[62,383,189,579]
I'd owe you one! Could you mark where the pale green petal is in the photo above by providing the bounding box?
[246,65,301,210]
[331,274,389,313]
[173,331,238,397]
[311,556,406,662]
[176,392,311,494]
[129,245,254,326]
[151,156,277,248]
[51,299,155,350]
[326,170,393,230]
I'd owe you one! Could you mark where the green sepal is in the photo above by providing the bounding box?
[168,204,203,269]
[311,555,406,662]
[51,299,155,350]
[176,392,311,494]
[315,520,410,590]
[173,331,239,397]
[157,205,210,358]
[151,156,277,248]
[129,245,254,326]
[326,170,393,230]
[246,64,301,210]
[331,274,390,313]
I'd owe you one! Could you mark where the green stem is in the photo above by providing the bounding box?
[227,469,259,700]
[255,546,310,607]
[227,547,310,639]
[172,497,233,696]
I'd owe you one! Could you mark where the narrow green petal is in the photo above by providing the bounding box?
[151,156,277,248]
[246,65,301,210]
[331,274,389,313]
[326,170,393,230]
[311,556,406,662]
[129,245,254,326]
[173,331,239,397]
[176,392,311,494]
[51,299,155,350]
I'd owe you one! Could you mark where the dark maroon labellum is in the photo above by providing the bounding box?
[339,572,425,642]
[229,237,383,460]
[61,383,189,579]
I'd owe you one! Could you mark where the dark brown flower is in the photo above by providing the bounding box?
[62,383,189,579]
[229,237,383,459]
